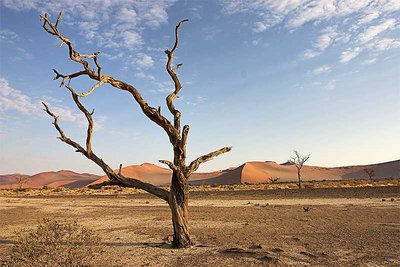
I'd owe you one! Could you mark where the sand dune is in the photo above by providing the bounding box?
[1,160,398,189]
[0,171,99,189]
[89,160,400,187]
[88,163,224,187]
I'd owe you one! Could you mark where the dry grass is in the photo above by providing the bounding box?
[0,179,398,197]
[4,219,102,267]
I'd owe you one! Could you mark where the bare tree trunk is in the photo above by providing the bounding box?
[169,170,191,248]
[40,13,232,249]
[297,170,301,189]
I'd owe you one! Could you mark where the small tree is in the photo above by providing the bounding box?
[40,12,231,248]
[364,168,375,180]
[15,176,30,190]
[288,150,310,189]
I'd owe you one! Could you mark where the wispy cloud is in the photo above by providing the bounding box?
[12,48,33,61]
[357,18,397,45]
[220,0,400,63]
[0,76,106,128]
[302,26,340,59]
[136,54,154,69]
[1,0,177,68]
[312,65,331,75]
[340,47,362,63]
[0,29,19,43]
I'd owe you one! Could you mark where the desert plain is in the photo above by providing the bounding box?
[0,183,399,267]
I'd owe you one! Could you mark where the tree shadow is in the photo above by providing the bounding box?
[103,241,172,249]
[0,239,14,244]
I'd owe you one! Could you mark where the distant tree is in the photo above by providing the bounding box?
[15,176,29,190]
[364,168,375,180]
[268,177,280,184]
[288,150,310,189]
[39,12,231,248]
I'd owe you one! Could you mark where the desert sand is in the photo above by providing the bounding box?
[0,186,399,266]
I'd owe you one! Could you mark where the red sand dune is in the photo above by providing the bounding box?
[89,160,400,187]
[0,170,99,189]
[88,163,225,187]
[1,160,398,189]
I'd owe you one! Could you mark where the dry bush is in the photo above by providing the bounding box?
[6,219,102,267]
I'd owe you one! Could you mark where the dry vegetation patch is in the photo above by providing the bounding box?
[4,219,102,267]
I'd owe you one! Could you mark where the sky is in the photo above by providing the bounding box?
[0,0,399,175]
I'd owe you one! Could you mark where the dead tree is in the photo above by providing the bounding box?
[364,168,375,180]
[15,176,29,190]
[40,12,231,248]
[288,150,310,189]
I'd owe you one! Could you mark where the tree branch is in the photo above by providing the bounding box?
[185,146,232,177]
[159,160,178,171]
[42,102,169,201]
[52,69,88,87]
[289,150,310,171]
[165,19,188,133]
[41,12,179,143]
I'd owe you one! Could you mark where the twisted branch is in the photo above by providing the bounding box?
[185,146,232,177]
[159,160,178,171]
[41,11,178,142]
[165,19,188,133]
[41,102,169,201]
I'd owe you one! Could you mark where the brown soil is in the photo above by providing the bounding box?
[0,186,399,266]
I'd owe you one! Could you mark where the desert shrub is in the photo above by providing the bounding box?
[52,187,66,193]
[6,219,102,267]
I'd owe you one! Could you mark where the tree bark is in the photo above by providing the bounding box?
[297,170,301,189]
[169,170,192,248]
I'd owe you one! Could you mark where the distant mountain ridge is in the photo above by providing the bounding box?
[1,160,399,189]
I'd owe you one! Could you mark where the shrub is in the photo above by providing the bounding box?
[7,219,102,267]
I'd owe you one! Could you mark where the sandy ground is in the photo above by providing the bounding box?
[0,186,399,266]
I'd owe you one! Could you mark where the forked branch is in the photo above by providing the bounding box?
[185,146,232,177]
[41,11,178,142]
[41,102,169,201]
[289,150,310,171]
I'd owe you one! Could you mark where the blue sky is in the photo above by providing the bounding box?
[0,0,399,175]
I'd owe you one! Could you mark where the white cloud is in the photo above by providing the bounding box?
[120,31,144,48]
[302,27,339,58]
[135,72,155,81]
[312,65,331,75]
[0,0,177,51]
[355,12,380,27]
[0,76,106,128]
[358,18,397,44]
[253,22,268,33]
[302,49,321,59]
[362,58,377,65]
[136,54,154,69]
[372,38,400,51]
[340,47,362,63]
[314,27,338,51]
[12,48,33,61]
[0,29,19,43]
[221,0,400,62]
